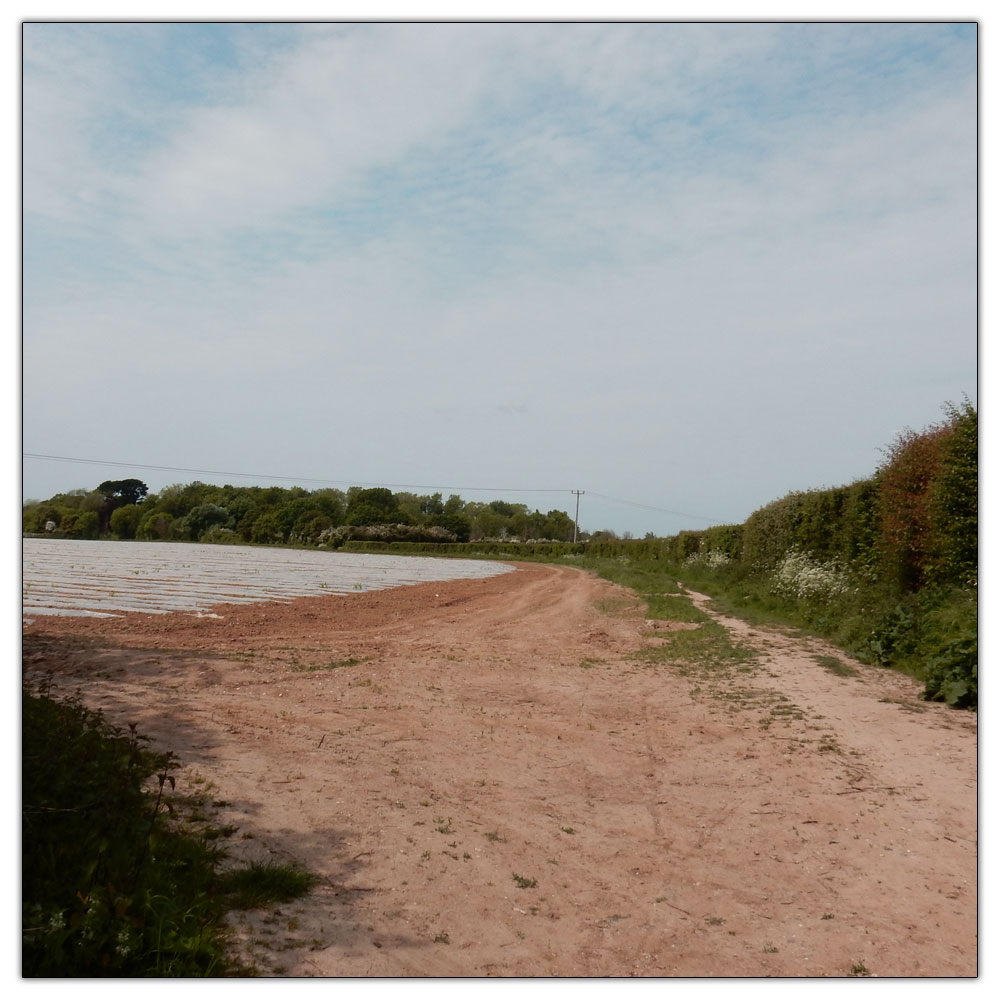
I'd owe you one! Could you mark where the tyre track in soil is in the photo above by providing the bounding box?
[22,562,976,977]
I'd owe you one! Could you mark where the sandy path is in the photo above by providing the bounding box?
[22,562,977,977]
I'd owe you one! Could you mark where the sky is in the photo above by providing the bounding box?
[20,18,978,538]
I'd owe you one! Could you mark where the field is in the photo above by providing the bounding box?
[22,538,513,617]
[22,555,977,977]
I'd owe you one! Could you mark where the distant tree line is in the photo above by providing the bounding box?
[22,480,581,546]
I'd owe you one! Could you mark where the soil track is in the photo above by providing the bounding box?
[22,562,977,977]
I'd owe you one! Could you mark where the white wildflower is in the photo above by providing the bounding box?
[115,928,132,957]
[771,549,851,600]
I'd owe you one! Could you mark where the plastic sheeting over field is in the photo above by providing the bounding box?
[22,539,514,618]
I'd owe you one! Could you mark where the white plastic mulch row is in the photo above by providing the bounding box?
[22,539,514,618]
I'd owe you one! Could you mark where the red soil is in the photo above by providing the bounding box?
[22,562,977,977]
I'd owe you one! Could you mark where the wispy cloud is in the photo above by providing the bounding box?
[22,21,977,534]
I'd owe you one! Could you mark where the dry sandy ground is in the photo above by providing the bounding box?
[21,562,977,978]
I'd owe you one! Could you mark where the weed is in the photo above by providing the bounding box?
[485,830,506,843]
[879,696,927,713]
[704,916,725,926]
[821,913,835,920]
[433,931,450,944]
[296,656,368,672]
[849,960,872,977]
[763,942,778,953]
[219,861,319,910]
[434,817,454,834]
[560,826,576,835]
[638,620,758,674]
[512,873,537,889]
[813,654,857,678]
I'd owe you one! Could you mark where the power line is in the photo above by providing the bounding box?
[23,452,724,524]
[20,452,571,495]
[586,491,722,524]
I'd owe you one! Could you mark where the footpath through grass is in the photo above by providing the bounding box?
[348,540,975,709]
[22,675,318,977]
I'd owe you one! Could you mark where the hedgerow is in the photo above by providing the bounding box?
[668,400,977,706]
[363,401,976,708]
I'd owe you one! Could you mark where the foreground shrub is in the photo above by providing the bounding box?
[22,678,320,976]
[22,679,226,975]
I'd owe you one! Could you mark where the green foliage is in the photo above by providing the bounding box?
[428,512,471,542]
[217,862,318,910]
[98,479,149,506]
[22,504,61,534]
[137,511,174,540]
[25,480,575,550]
[702,524,743,559]
[109,504,143,540]
[97,480,150,535]
[184,504,235,541]
[22,679,318,976]
[71,510,100,539]
[200,526,244,545]
[345,488,401,526]
[22,680,222,975]
[915,588,978,707]
[927,399,978,588]
[877,423,949,591]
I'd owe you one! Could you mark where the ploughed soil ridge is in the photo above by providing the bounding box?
[22,561,977,977]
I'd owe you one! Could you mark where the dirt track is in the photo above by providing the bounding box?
[22,562,977,977]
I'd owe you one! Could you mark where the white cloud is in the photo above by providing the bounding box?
[21,22,977,534]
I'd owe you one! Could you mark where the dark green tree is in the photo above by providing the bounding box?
[98,479,149,506]
[429,513,471,542]
[183,504,234,541]
[97,479,149,535]
[109,504,143,540]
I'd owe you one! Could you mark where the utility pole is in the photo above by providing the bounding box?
[571,490,585,543]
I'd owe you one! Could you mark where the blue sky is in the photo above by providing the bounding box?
[21,20,978,537]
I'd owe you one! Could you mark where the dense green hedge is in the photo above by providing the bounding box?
[670,401,977,707]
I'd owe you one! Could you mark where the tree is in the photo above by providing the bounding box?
[97,479,149,535]
[137,512,173,540]
[542,509,576,542]
[109,504,143,540]
[345,488,409,527]
[71,511,100,539]
[183,504,234,541]
[429,513,471,542]
[98,479,149,506]
[421,493,444,516]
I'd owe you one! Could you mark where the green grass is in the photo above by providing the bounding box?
[22,677,317,977]
[813,654,858,678]
[218,862,319,910]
